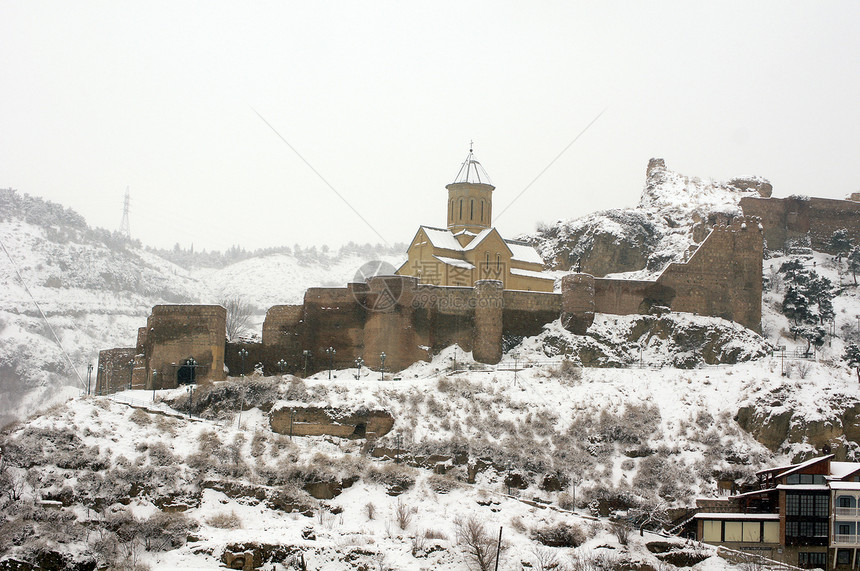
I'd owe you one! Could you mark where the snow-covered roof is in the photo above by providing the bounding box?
[510,267,554,281]
[694,513,780,521]
[463,228,500,251]
[775,455,833,479]
[505,240,544,265]
[829,482,860,491]
[421,226,463,251]
[776,484,829,491]
[433,256,475,270]
[730,488,777,499]
[828,462,860,481]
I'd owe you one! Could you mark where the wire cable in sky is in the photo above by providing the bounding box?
[251,107,390,245]
[0,237,86,391]
[494,108,607,223]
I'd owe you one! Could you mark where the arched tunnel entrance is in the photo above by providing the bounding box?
[177,364,196,385]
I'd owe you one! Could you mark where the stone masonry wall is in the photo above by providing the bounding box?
[142,305,226,388]
[658,216,763,332]
[96,347,137,395]
[740,195,860,253]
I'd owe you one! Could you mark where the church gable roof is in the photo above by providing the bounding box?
[505,239,545,265]
[463,228,512,256]
[418,226,463,252]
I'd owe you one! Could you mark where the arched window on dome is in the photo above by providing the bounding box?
[449,200,454,221]
[470,199,474,220]
[496,253,500,271]
[459,199,463,219]
[481,200,484,222]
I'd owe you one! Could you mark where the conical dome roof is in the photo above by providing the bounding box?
[451,146,493,186]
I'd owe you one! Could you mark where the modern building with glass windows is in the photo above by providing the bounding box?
[693,455,860,570]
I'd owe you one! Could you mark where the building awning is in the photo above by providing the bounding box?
[694,513,780,520]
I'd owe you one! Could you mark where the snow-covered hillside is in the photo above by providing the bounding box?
[0,191,402,425]
[7,341,852,569]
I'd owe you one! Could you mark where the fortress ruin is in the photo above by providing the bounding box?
[96,154,860,393]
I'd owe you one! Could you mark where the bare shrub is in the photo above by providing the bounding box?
[206,511,242,529]
[250,431,267,457]
[364,501,376,520]
[569,550,618,571]
[393,499,413,530]
[455,514,502,571]
[427,473,461,494]
[557,492,576,511]
[366,463,416,492]
[529,545,560,571]
[792,360,812,379]
[611,520,631,545]
[423,528,447,540]
[530,521,585,548]
[129,409,151,425]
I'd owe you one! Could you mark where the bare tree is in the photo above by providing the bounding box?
[220,295,253,341]
[629,500,669,536]
[455,514,501,571]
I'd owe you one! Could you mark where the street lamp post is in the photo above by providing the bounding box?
[289,408,295,441]
[277,359,288,375]
[355,357,364,380]
[238,348,248,377]
[127,359,135,390]
[779,345,787,376]
[326,347,336,380]
[380,352,386,381]
[87,363,93,396]
[187,384,195,418]
[185,357,197,384]
[511,352,519,385]
[152,371,157,402]
[302,350,311,378]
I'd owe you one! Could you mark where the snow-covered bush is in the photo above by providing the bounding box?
[530,521,586,547]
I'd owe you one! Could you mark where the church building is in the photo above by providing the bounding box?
[396,148,555,292]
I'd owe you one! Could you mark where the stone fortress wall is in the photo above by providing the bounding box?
[98,213,767,390]
[740,194,860,253]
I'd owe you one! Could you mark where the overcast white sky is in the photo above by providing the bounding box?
[2,2,859,252]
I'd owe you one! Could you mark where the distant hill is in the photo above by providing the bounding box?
[0,189,403,425]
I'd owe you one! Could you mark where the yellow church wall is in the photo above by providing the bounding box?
[506,271,555,292]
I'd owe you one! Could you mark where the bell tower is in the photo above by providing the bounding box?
[446,145,494,234]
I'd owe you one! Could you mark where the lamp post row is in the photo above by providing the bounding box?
[89,346,390,398]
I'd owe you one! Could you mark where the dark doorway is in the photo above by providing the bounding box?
[352,423,367,438]
[177,364,196,384]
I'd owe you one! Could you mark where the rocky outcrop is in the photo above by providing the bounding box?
[727,176,773,198]
[529,210,660,275]
[735,392,860,460]
[528,313,770,369]
[269,406,394,439]
[525,158,770,279]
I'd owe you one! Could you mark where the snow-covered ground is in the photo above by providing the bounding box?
[6,341,832,569]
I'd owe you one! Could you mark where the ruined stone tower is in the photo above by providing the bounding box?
[446,146,495,234]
